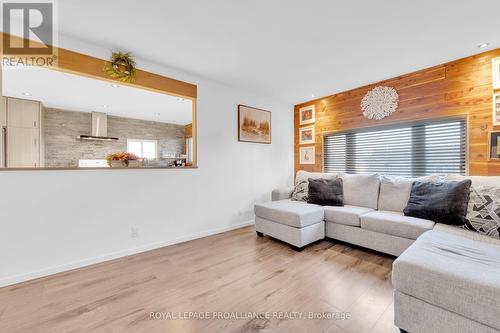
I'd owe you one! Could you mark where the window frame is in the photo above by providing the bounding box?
[126,138,159,159]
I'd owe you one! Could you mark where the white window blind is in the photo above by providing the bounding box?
[323,119,466,177]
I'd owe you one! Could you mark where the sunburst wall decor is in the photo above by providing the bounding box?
[360,86,399,120]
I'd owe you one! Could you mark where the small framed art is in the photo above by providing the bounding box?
[488,131,500,160]
[299,125,315,145]
[238,105,271,144]
[493,57,500,90]
[299,105,315,125]
[299,146,315,164]
[494,93,500,126]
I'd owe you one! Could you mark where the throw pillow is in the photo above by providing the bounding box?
[378,176,414,212]
[378,174,445,212]
[291,179,309,201]
[341,174,380,209]
[464,185,500,239]
[307,178,343,206]
[403,179,472,225]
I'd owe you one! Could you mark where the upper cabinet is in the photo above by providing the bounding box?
[4,97,44,168]
[7,98,40,129]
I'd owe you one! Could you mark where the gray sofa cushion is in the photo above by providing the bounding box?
[296,170,338,183]
[324,205,374,227]
[341,174,380,209]
[446,174,500,188]
[254,199,324,228]
[272,187,294,201]
[392,230,500,330]
[434,223,500,247]
[361,210,434,240]
[378,176,413,212]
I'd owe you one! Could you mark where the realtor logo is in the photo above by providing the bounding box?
[1,1,57,66]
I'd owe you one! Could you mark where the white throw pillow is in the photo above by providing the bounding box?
[378,176,413,212]
[341,174,380,209]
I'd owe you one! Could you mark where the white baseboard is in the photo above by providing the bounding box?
[0,220,255,288]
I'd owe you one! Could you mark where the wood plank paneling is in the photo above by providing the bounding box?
[294,49,500,175]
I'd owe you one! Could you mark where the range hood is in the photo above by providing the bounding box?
[78,112,118,141]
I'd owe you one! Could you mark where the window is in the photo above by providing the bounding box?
[323,119,466,177]
[127,139,158,159]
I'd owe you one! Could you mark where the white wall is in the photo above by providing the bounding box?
[0,36,294,287]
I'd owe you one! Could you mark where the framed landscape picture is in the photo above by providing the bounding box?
[494,93,500,125]
[238,105,271,144]
[493,57,500,90]
[299,125,315,145]
[299,146,315,164]
[299,105,315,125]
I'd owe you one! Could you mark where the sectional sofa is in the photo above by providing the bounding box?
[254,171,500,333]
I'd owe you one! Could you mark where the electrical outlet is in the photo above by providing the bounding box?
[131,227,139,238]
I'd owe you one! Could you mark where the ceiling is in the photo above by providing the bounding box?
[2,67,193,125]
[48,1,500,104]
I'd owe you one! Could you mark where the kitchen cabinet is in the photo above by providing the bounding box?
[0,97,6,168]
[4,97,44,168]
[7,127,39,168]
[7,98,39,128]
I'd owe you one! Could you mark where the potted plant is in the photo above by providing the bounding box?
[106,152,141,168]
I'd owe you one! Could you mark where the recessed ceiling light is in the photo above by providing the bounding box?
[478,43,490,49]
[311,94,315,99]
[110,84,120,88]
[101,104,109,108]
[22,92,32,96]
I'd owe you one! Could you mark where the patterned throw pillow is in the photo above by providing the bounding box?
[464,186,500,239]
[291,179,309,201]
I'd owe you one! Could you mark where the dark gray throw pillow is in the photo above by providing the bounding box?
[307,178,343,206]
[403,180,472,225]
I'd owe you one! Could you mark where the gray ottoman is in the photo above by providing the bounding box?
[254,199,325,251]
[392,229,500,333]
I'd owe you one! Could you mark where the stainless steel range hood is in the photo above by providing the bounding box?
[78,112,118,141]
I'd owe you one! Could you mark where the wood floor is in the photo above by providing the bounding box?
[0,227,398,333]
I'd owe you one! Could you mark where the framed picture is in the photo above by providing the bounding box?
[493,57,500,90]
[299,125,315,145]
[299,146,315,164]
[299,105,315,125]
[494,93,500,126]
[238,105,271,144]
[488,131,500,160]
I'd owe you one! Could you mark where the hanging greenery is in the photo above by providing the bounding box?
[103,52,137,83]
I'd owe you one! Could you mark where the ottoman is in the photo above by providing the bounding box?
[254,199,325,251]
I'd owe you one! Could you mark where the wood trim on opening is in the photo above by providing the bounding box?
[1,32,198,169]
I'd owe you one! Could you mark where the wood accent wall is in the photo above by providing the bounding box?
[294,49,500,176]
